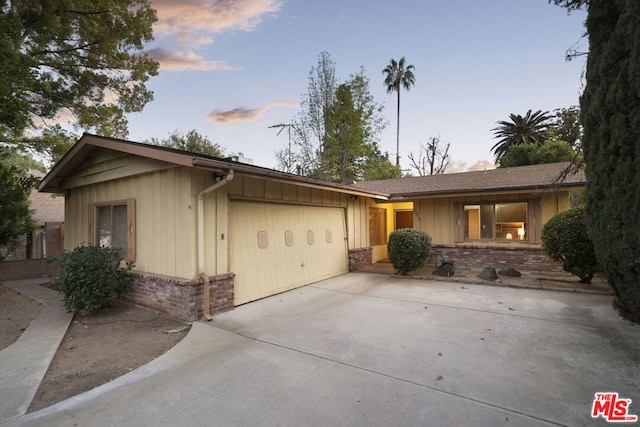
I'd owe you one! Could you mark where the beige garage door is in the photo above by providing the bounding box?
[230,201,348,305]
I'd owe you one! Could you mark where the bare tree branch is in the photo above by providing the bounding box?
[408,136,451,176]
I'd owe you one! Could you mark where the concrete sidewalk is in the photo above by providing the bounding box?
[0,279,73,424]
[5,273,638,427]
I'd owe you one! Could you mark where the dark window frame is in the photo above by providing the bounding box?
[463,201,529,241]
[88,198,136,261]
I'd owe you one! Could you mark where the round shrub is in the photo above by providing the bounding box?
[541,205,598,283]
[51,245,134,315]
[387,228,432,275]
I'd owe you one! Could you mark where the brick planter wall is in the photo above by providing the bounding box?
[126,271,235,321]
[426,245,563,274]
[0,259,60,281]
[349,247,372,271]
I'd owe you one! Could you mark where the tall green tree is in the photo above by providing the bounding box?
[0,149,38,260]
[349,69,388,150]
[281,53,395,181]
[318,82,399,183]
[319,73,394,182]
[321,84,366,183]
[362,147,401,181]
[490,110,553,161]
[382,57,416,167]
[289,51,337,175]
[146,130,225,158]
[1,145,46,174]
[576,0,639,322]
[18,126,77,166]
[551,106,582,149]
[1,0,159,141]
[497,140,576,168]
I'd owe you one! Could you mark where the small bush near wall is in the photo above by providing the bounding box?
[50,246,134,315]
[387,229,432,275]
[541,205,598,283]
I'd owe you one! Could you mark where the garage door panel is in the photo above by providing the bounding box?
[231,202,347,305]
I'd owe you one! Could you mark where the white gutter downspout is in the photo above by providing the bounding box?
[198,170,234,321]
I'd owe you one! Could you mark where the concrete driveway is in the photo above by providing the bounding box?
[6,273,639,427]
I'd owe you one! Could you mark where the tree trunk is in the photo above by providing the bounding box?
[396,87,401,167]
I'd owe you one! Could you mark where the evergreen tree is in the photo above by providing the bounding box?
[497,140,576,168]
[580,0,640,322]
[321,84,366,183]
[146,130,225,158]
[0,149,38,260]
[282,53,397,181]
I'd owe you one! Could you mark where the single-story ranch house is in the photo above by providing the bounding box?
[39,134,585,321]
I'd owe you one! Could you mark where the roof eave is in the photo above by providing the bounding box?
[39,133,197,193]
[192,158,389,200]
[387,182,586,200]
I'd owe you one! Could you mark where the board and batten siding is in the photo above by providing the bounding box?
[221,175,369,251]
[65,166,372,281]
[413,191,571,247]
[65,166,198,279]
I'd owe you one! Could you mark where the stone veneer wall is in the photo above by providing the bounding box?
[126,271,235,321]
[426,245,563,274]
[349,247,372,271]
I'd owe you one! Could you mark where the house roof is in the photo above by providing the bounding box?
[38,134,389,199]
[354,162,586,199]
[39,135,585,201]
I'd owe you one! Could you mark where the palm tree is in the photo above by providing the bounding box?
[383,57,415,167]
[491,110,553,161]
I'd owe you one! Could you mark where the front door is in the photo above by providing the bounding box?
[395,210,413,230]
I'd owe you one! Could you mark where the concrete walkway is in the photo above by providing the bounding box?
[0,279,73,424]
[4,273,638,427]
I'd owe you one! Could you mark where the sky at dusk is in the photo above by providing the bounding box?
[129,0,588,173]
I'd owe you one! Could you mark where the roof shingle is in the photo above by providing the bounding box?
[354,162,585,198]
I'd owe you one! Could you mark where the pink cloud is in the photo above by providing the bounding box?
[152,0,282,45]
[208,100,296,123]
[147,48,236,71]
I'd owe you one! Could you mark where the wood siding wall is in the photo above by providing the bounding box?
[222,176,368,244]
[202,174,370,276]
[64,161,372,280]
[65,166,197,279]
[414,192,570,247]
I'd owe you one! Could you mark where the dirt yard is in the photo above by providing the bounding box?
[0,284,190,413]
[0,285,43,350]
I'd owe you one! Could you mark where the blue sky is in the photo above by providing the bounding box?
[129,0,587,173]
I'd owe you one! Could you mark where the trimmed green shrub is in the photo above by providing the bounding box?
[541,205,598,283]
[387,228,432,275]
[50,245,134,315]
